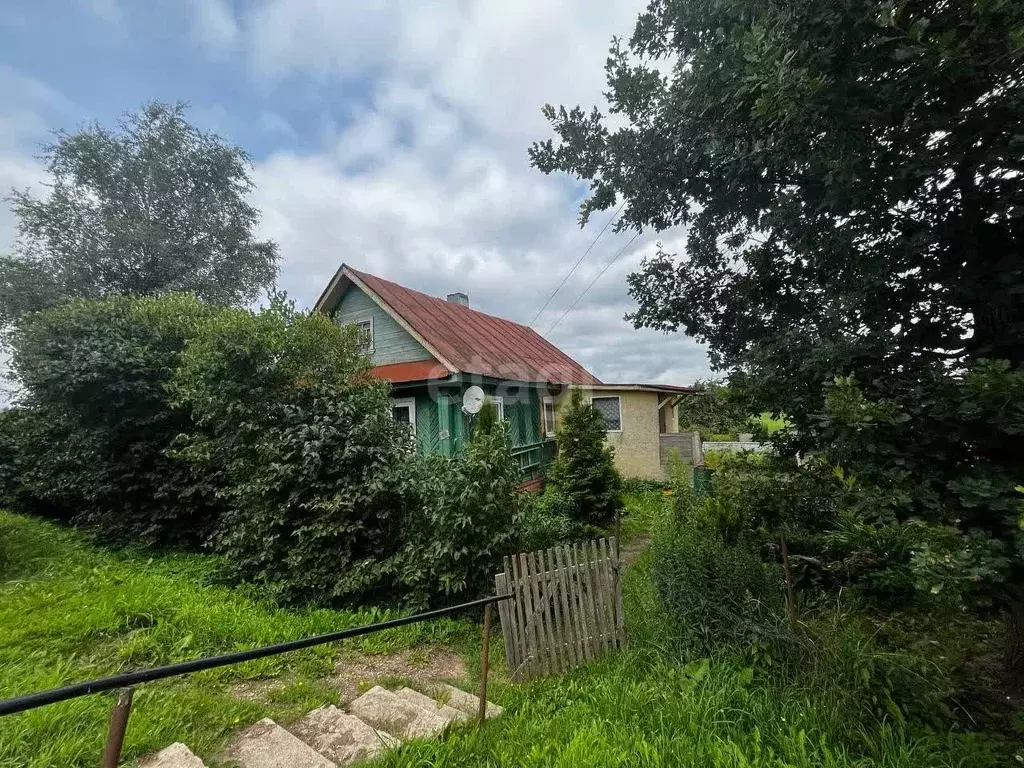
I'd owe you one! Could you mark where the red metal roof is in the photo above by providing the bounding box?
[347,266,601,385]
[369,360,451,384]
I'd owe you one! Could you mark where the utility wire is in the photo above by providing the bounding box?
[528,201,625,327]
[543,230,641,338]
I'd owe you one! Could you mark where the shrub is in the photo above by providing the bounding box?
[8,294,220,547]
[169,299,423,607]
[546,389,623,526]
[516,488,585,552]
[652,476,787,657]
[407,423,524,605]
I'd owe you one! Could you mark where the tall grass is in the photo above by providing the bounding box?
[0,511,474,767]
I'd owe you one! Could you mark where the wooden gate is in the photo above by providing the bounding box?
[494,538,623,680]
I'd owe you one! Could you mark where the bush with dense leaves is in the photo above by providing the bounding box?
[7,295,219,546]
[408,424,525,605]
[515,488,585,553]
[653,475,786,657]
[546,388,623,526]
[169,299,426,606]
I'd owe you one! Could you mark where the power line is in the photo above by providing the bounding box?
[528,201,625,327]
[543,230,641,338]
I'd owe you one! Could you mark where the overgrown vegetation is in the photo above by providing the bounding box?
[1,293,526,609]
[532,0,1024,707]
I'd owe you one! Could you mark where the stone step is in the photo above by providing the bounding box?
[428,682,504,719]
[346,685,452,740]
[224,718,336,768]
[395,687,469,723]
[140,743,206,768]
[289,705,399,767]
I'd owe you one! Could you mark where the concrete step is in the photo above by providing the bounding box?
[289,705,398,767]
[346,685,452,740]
[224,718,336,768]
[140,743,206,768]
[428,682,504,719]
[395,687,469,724]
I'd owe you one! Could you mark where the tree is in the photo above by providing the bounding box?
[530,0,1024,665]
[1,102,278,325]
[533,1,1022,374]
[474,397,500,438]
[677,379,752,438]
[546,389,623,526]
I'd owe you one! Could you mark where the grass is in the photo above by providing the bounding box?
[0,511,477,767]
[374,543,1016,768]
[2,498,1018,767]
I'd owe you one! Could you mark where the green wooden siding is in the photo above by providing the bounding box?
[398,382,547,458]
[334,284,433,366]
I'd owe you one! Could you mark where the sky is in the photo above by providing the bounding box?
[0,0,711,395]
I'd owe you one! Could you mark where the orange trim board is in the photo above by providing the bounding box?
[369,361,452,384]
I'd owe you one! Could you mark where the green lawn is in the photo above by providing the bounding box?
[1,503,1015,768]
[0,511,477,767]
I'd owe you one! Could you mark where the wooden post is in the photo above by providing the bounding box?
[477,603,492,725]
[101,687,134,768]
[780,536,798,632]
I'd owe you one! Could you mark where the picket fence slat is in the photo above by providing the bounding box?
[496,537,621,680]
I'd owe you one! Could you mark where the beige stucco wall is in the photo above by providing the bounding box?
[554,388,665,480]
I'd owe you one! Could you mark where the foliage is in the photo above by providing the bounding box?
[546,389,624,526]
[7,294,219,547]
[676,379,752,438]
[474,397,500,437]
[169,299,423,606]
[0,511,472,768]
[516,488,585,553]
[1,102,278,325]
[531,0,1024,621]
[652,474,787,657]
[408,423,525,605]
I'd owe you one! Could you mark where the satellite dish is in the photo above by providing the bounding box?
[462,385,486,414]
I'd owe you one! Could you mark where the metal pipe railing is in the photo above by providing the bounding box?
[0,592,511,765]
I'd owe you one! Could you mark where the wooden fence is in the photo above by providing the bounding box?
[494,538,623,680]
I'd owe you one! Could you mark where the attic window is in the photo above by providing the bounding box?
[354,319,374,353]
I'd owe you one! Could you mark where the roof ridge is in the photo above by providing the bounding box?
[346,265,535,330]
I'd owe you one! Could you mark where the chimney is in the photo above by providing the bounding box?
[446,292,469,307]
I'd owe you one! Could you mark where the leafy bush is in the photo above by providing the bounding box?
[407,423,525,605]
[7,295,220,546]
[621,477,666,494]
[653,477,787,656]
[516,488,585,552]
[169,299,424,606]
[546,388,623,526]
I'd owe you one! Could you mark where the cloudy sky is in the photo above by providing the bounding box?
[0,0,710,389]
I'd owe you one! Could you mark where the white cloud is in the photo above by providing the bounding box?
[188,0,240,52]
[0,2,711,386]
[240,0,710,384]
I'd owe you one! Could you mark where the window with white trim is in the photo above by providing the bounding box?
[390,397,416,436]
[354,318,374,353]
[486,396,504,421]
[591,396,622,432]
[542,396,556,437]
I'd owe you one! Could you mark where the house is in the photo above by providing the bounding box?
[315,265,697,480]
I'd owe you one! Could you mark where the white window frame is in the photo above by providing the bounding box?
[390,397,416,435]
[542,396,556,437]
[354,317,374,354]
[590,395,622,433]
[486,395,504,421]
